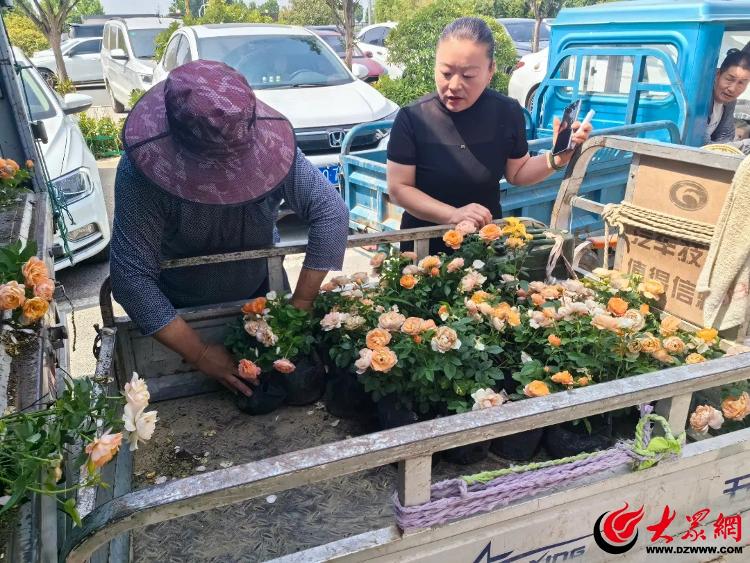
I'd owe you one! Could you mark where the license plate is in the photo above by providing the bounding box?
[318,165,340,184]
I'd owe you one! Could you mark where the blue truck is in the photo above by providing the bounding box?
[339,0,750,234]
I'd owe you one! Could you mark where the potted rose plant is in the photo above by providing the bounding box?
[225,292,321,414]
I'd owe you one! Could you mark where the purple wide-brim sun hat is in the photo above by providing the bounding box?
[123,60,296,205]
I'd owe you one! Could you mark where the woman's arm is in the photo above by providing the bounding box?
[505,118,592,186]
[387,160,493,228]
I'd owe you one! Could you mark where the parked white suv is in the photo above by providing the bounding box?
[101,16,178,112]
[152,24,399,176]
[356,21,402,78]
[31,37,103,86]
[14,48,111,270]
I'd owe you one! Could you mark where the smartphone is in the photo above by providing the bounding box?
[552,99,582,156]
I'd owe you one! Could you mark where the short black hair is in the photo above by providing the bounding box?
[719,42,750,73]
[439,17,495,61]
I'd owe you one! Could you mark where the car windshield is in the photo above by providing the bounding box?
[196,34,353,89]
[503,22,550,43]
[128,29,165,58]
[320,34,364,58]
[19,67,56,120]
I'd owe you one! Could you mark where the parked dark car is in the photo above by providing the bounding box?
[307,27,386,83]
[496,18,551,58]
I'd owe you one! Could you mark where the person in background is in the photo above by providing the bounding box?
[705,45,750,146]
[386,17,592,254]
[734,119,750,141]
[110,60,349,398]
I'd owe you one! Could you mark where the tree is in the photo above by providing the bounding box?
[280,0,334,25]
[260,0,279,21]
[5,10,49,56]
[15,1,83,83]
[327,0,356,69]
[375,0,517,106]
[67,0,103,25]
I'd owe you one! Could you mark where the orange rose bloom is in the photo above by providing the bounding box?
[400,274,417,289]
[401,251,418,262]
[640,303,650,315]
[366,327,391,349]
[21,256,48,288]
[421,319,437,332]
[685,353,706,364]
[0,158,20,179]
[659,316,681,337]
[548,334,561,347]
[478,223,502,242]
[401,317,425,336]
[238,359,261,381]
[471,291,490,303]
[721,392,750,421]
[22,297,48,322]
[607,297,629,317]
[531,293,546,307]
[430,267,440,277]
[418,255,441,271]
[412,335,422,344]
[0,281,26,310]
[242,297,267,316]
[371,347,398,372]
[442,229,464,250]
[25,159,34,169]
[576,376,590,386]
[695,327,718,344]
[438,304,450,320]
[33,278,55,301]
[507,309,522,327]
[551,370,574,386]
[524,380,550,397]
[85,432,122,470]
[273,359,296,373]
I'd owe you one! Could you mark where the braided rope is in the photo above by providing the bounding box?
[601,201,714,245]
[702,144,744,155]
[392,414,684,531]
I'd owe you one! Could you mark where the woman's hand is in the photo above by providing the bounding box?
[447,203,493,228]
[192,343,255,397]
[550,116,594,167]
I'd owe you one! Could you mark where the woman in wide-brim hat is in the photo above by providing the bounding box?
[110,59,349,397]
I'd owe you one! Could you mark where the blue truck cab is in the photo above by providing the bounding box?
[339,0,750,234]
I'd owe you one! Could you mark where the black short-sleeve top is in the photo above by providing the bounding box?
[387,89,529,232]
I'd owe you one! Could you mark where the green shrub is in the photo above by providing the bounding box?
[377,0,516,106]
[77,115,123,159]
[54,78,76,95]
[5,10,48,56]
[129,89,146,108]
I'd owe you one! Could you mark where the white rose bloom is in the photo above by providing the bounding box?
[265,291,277,301]
[123,403,158,451]
[472,260,485,270]
[124,372,150,410]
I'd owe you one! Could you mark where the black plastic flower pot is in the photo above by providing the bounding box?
[323,367,376,420]
[543,419,612,458]
[376,394,419,430]
[281,354,325,406]
[443,440,491,465]
[490,428,545,461]
[522,230,575,282]
[236,374,287,416]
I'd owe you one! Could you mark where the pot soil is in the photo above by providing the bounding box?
[323,367,376,421]
[281,354,325,406]
[543,418,612,458]
[490,428,545,461]
[236,374,287,415]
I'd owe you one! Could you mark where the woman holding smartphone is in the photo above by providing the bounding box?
[387,17,592,253]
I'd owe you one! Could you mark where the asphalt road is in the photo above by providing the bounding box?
[75,85,112,108]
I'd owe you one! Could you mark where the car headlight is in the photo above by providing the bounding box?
[51,167,94,204]
[375,109,399,138]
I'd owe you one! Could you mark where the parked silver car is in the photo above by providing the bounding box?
[31,37,103,86]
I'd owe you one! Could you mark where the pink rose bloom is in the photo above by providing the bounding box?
[401,251,418,262]
[370,252,386,268]
[273,358,296,373]
[33,278,55,301]
[446,257,465,273]
[455,220,477,235]
[354,348,373,374]
[238,359,261,382]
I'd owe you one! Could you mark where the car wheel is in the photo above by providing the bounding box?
[525,85,539,112]
[38,68,57,89]
[106,81,125,113]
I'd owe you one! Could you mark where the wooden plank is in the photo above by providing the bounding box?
[147,371,222,402]
[107,447,133,563]
[397,456,432,508]
[267,255,286,294]
[62,353,750,562]
[414,239,430,260]
[653,392,693,436]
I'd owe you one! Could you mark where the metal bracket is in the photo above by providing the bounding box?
[47,324,68,350]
